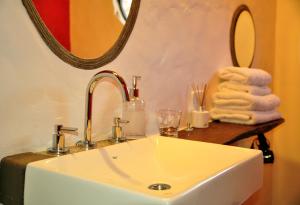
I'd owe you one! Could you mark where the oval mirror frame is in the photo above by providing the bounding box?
[230,5,256,67]
[22,0,140,70]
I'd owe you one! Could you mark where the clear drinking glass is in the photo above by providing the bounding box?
[156,109,182,137]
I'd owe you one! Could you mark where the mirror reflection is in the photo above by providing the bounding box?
[32,0,132,59]
[230,5,256,67]
[113,0,132,23]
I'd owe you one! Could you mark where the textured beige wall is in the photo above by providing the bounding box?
[70,0,123,59]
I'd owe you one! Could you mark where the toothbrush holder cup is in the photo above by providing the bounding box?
[156,109,182,137]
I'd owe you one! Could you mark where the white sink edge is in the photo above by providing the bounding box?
[170,151,263,204]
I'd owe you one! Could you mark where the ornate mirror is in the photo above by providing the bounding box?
[22,0,140,69]
[230,5,256,67]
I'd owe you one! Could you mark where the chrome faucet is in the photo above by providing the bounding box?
[48,124,78,155]
[77,70,129,149]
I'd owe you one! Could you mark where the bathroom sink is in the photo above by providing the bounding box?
[24,136,263,205]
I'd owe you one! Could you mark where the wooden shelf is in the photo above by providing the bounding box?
[178,118,285,145]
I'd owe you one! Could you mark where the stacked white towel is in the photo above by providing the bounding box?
[213,91,280,111]
[218,81,271,96]
[210,67,281,125]
[218,67,272,86]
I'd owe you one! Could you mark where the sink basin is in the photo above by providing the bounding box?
[24,136,263,205]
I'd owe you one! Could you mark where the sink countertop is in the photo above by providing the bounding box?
[178,118,284,144]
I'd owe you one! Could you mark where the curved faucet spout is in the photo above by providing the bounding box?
[79,70,129,149]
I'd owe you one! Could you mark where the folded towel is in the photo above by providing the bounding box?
[210,108,281,125]
[218,81,271,96]
[213,91,280,111]
[218,67,272,86]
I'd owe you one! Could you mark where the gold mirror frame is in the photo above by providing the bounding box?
[22,0,140,70]
[230,5,256,67]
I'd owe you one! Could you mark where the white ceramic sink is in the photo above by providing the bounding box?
[24,136,263,205]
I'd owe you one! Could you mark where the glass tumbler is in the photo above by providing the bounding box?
[156,109,182,137]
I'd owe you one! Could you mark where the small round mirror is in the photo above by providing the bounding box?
[230,5,256,67]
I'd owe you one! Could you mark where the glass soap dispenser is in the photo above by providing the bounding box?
[123,76,145,138]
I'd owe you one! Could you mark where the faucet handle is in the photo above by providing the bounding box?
[111,117,129,143]
[55,124,78,135]
[113,117,129,126]
[48,124,78,155]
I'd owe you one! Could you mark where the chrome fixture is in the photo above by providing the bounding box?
[111,117,129,143]
[48,124,78,155]
[77,70,129,149]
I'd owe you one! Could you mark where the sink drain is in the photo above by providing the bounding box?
[148,183,171,191]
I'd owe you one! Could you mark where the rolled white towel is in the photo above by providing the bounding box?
[210,108,281,125]
[218,81,271,96]
[213,91,280,111]
[218,67,272,86]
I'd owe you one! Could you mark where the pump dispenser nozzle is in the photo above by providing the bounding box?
[130,76,141,98]
[123,75,145,138]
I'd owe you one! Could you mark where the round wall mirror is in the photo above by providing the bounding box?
[230,5,256,67]
[22,0,140,69]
